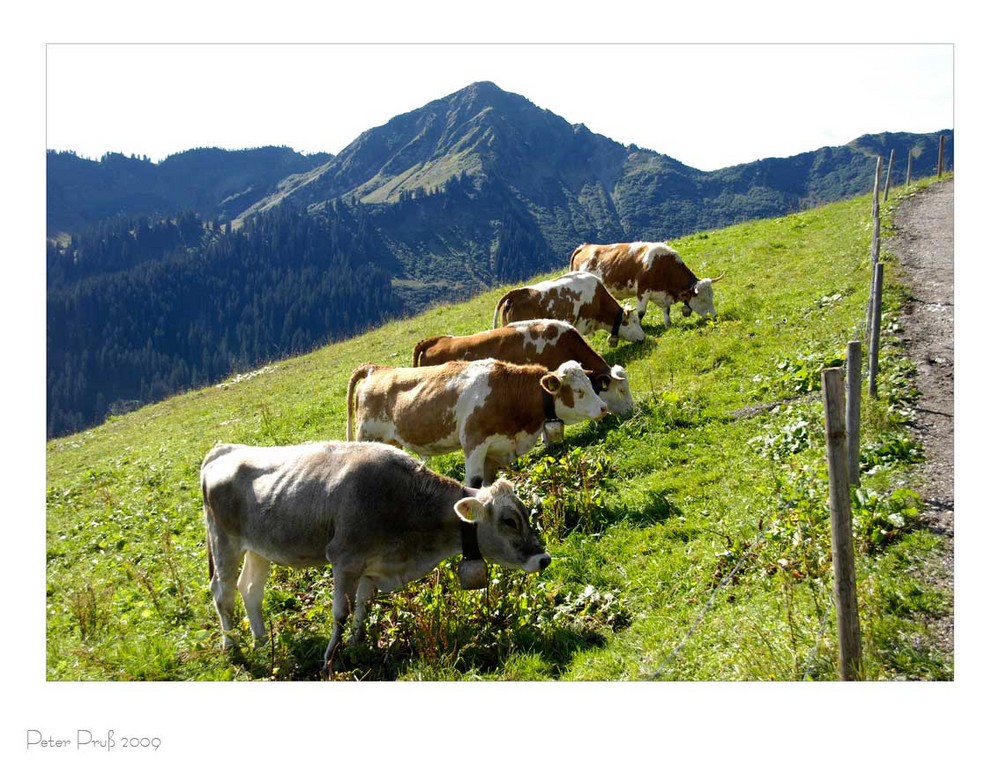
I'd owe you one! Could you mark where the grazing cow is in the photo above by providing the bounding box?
[412,319,634,416]
[570,241,724,325]
[202,440,550,667]
[347,358,608,487]
[491,271,645,345]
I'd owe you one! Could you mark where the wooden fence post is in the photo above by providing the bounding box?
[883,148,895,202]
[938,135,945,177]
[822,368,864,680]
[868,263,884,398]
[866,158,882,339]
[846,340,862,486]
[905,149,913,187]
[871,155,883,219]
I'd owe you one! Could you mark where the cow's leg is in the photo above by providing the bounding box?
[637,293,650,322]
[660,294,677,327]
[325,569,360,667]
[237,550,271,648]
[463,444,490,488]
[348,577,377,647]
[208,533,243,651]
[481,457,502,487]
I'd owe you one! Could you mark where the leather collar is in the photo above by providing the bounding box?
[611,307,624,339]
[542,389,559,422]
[461,520,482,561]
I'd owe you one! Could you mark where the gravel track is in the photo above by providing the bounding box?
[886,177,954,664]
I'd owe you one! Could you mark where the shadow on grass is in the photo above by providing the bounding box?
[619,488,684,529]
[229,616,611,681]
[229,597,627,682]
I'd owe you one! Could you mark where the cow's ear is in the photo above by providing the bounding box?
[540,374,561,394]
[454,497,487,523]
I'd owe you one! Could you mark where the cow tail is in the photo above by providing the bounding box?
[412,336,439,367]
[492,291,514,328]
[206,527,214,581]
[201,468,214,582]
[346,364,377,441]
[570,244,583,270]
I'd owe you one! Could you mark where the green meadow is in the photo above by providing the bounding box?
[45,178,952,681]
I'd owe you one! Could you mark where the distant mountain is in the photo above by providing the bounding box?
[47,146,334,235]
[47,81,951,297]
[45,81,952,438]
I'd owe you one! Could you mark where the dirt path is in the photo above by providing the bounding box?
[887,177,954,662]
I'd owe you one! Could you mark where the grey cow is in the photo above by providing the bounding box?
[201,440,550,669]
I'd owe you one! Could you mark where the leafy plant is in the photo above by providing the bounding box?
[756,463,832,581]
[552,584,631,633]
[514,447,615,537]
[772,351,846,396]
[860,434,924,474]
[751,407,821,461]
[852,487,922,552]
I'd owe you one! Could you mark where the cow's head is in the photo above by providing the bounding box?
[540,360,609,423]
[687,273,724,319]
[594,364,634,416]
[610,306,645,345]
[454,479,551,573]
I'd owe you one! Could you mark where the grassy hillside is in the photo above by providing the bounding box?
[45,179,952,681]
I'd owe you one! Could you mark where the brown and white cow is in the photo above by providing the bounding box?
[570,241,724,326]
[412,319,634,416]
[202,440,549,668]
[346,358,608,487]
[491,271,645,345]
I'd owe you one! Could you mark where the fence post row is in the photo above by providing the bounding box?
[821,369,864,680]
[823,138,950,677]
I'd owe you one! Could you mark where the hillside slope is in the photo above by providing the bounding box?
[45,183,953,683]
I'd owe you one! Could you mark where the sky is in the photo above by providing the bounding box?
[46,42,954,172]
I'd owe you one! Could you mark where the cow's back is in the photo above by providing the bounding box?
[351,361,487,455]
[502,320,605,373]
[571,243,642,292]
[203,441,457,567]
[203,443,341,565]
[416,321,601,373]
[415,328,524,367]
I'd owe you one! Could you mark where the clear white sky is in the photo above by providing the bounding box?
[46,42,953,172]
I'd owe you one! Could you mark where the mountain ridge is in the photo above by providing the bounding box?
[45,80,952,438]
